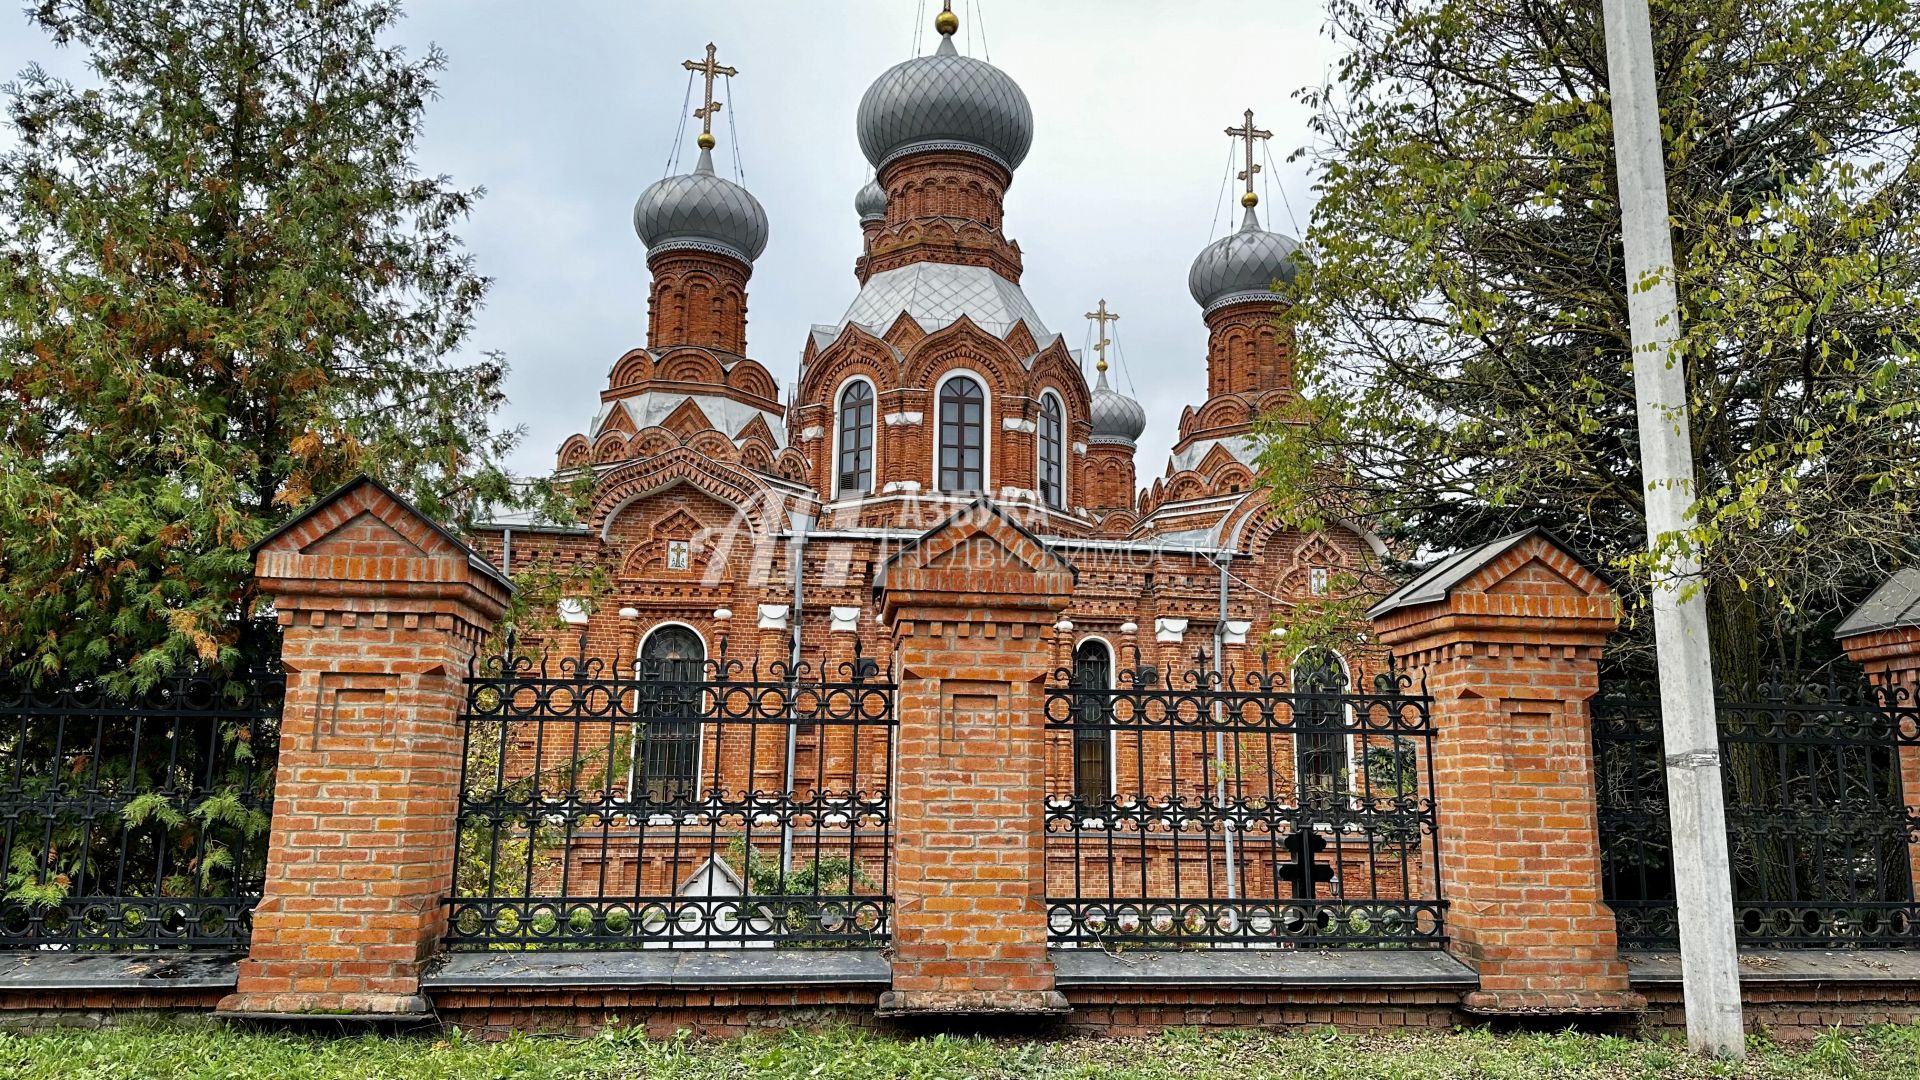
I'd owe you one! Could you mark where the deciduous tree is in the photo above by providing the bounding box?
[1261,0,1920,684]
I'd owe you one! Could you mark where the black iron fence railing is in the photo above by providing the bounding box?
[1594,675,1920,948]
[0,669,282,950]
[446,639,894,949]
[1042,650,1444,948]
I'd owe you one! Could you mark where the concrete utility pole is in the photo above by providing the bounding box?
[1599,0,1745,1057]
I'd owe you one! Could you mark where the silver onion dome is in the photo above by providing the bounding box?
[856,178,887,221]
[1089,369,1147,446]
[856,31,1033,173]
[1187,206,1300,312]
[633,147,770,264]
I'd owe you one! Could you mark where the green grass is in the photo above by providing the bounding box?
[1,1022,1918,1079]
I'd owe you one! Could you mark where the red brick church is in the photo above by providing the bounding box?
[466,7,1383,804]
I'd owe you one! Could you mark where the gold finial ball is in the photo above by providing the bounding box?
[697,131,716,150]
[1241,190,1259,208]
[935,8,959,35]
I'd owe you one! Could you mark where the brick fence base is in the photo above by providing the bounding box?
[11,974,1920,1042]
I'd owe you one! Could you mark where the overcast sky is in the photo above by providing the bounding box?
[0,1,1342,479]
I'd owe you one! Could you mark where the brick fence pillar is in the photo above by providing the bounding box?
[218,476,511,1018]
[1369,528,1643,1016]
[875,499,1074,1017]
[1835,572,1920,904]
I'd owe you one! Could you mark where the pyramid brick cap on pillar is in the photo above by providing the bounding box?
[218,475,510,1021]
[876,496,1076,623]
[1368,528,1643,1017]
[1369,526,1618,646]
[1836,564,1920,675]
[249,473,513,621]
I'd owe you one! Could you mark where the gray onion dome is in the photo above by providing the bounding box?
[856,178,887,221]
[1089,370,1147,446]
[633,147,769,264]
[857,31,1033,173]
[1187,206,1300,312]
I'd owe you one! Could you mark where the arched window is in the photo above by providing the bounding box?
[635,625,705,803]
[1037,392,1064,509]
[836,380,874,497]
[937,375,986,493]
[1070,639,1113,803]
[1292,648,1350,806]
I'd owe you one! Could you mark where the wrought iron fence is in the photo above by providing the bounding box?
[1043,648,1444,948]
[0,669,282,950]
[446,637,894,949]
[1594,675,1920,947]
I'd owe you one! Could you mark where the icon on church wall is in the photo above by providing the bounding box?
[667,540,691,571]
[1310,567,1331,596]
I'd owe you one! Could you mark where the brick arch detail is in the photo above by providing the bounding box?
[589,446,786,539]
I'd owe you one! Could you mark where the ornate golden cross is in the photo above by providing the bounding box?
[1226,108,1273,206]
[1084,299,1120,373]
[683,43,738,147]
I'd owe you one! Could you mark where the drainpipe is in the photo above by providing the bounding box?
[781,510,814,873]
[500,527,513,578]
[1214,552,1238,902]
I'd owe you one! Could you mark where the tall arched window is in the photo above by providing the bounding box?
[1037,392,1064,509]
[937,375,986,493]
[1070,639,1113,803]
[836,380,874,497]
[1292,647,1350,806]
[635,625,705,803]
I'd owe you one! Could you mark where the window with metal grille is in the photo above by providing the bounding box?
[937,375,985,493]
[1070,639,1112,803]
[1038,392,1064,509]
[635,625,703,803]
[836,380,874,496]
[1293,647,1349,804]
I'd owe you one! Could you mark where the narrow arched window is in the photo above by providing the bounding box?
[836,380,874,496]
[1070,639,1113,803]
[1293,647,1350,806]
[1037,392,1064,509]
[635,625,705,804]
[937,375,985,493]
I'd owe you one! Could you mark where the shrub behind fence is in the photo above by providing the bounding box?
[0,669,282,950]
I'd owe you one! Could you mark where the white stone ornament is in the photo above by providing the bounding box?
[557,598,589,626]
[1223,620,1253,645]
[756,604,789,630]
[830,606,862,633]
[1155,617,1188,643]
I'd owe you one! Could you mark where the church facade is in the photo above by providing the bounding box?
[467,11,1386,808]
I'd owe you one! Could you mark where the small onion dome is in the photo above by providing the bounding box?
[856,178,887,222]
[632,146,770,264]
[1089,369,1147,446]
[856,17,1033,173]
[1187,205,1300,313]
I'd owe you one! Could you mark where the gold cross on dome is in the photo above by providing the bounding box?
[1084,299,1120,373]
[1226,108,1273,206]
[683,43,738,142]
